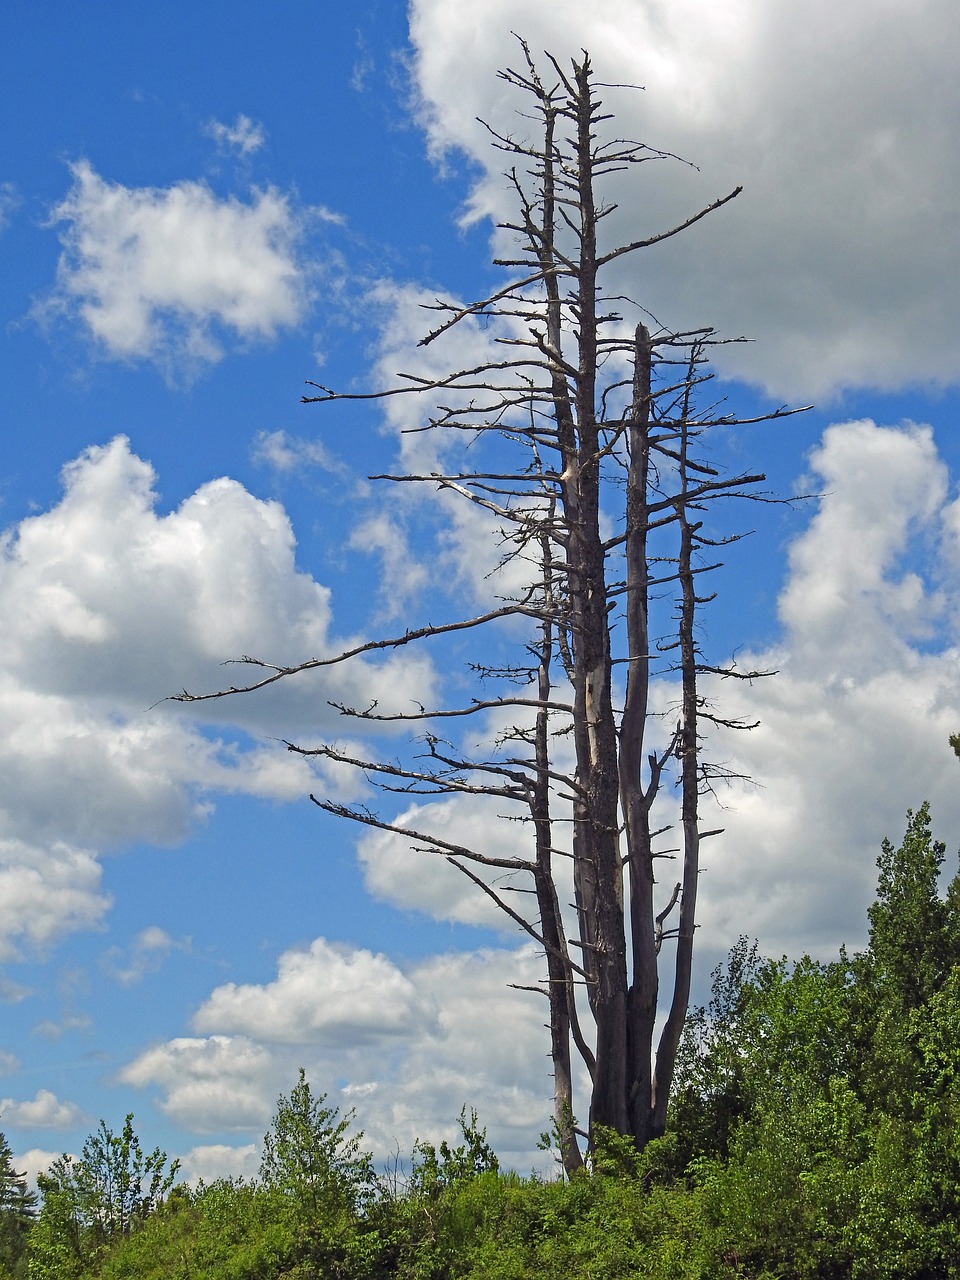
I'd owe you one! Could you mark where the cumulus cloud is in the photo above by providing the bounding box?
[689,420,960,959]
[0,842,108,962]
[0,435,434,959]
[408,0,960,399]
[15,1150,61,1193]
[0,1089,89,1129]
[356,794,536,931]
[44,161,311,376]
[118,1035,278,1132]
[193,937,437,1044]
[122,940,552,1165]
[204,114,266,156]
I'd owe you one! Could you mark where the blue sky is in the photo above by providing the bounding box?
[2,0,960,1180]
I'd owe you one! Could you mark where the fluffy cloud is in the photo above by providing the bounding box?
[356,794,537,932]
[45,162,311,375]
[192,937,437,1044]
[122,939,552,1166]
[691,420,960,958]
[118,1035,276,1132]
[15,1150,62,1194]
[0,842,108,962]
[0,1089,89,1129]
[0,436,434,959]
[409,0,960,400]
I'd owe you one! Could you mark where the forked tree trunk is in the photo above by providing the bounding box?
[177,43,801,1174]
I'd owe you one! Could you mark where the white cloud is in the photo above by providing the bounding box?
[0,435,435,959]
[118,1035,276,1132]
[356,794,536,932]
[101,926,191,986]
[177,1142,259,1186]
[409,0,960,399]
[0,839,109,962]
[44,161,311,376]
[121,940,553,1166]
[15,1149,61,1194]
[205,114,266,156]
[0,1089,89,1129]
[779,421,948,665]
[689,419,960,958]
[192,937,437,1044]
[0,183,18,234]
[251,429,347,477]
[0,1051,19,1076]
[0,841,108,962]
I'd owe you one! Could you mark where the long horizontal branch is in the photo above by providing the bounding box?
[169,603,543,704]
[596,187,743,266]
[417,269,563,348]
[289,742,529,801]
[327,694,574,723]
[310,797,537,873]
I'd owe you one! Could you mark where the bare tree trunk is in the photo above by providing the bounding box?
[176,43,804,1175]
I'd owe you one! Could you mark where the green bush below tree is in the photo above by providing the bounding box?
[9,805,960,1279]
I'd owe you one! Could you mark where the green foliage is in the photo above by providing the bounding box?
[19,808,960,1279]
[30,1115,178,1279]
[406,1109,499,1200]
[849,803,960,1119]
[670,937,854,1174]
[260,1068,375,1215]
[258,1068,377,1278]
[0,1131,35,1279]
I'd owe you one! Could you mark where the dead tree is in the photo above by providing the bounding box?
[177,46,804,1174]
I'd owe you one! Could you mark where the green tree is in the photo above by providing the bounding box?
[674,806,960,1278]
[257,1070,377,1277]
[0,1131,35,1279]
[670,939,853,1171]
[259,1069,374,1219]
[31,1115,179,1278]
[850,802,960,1116]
